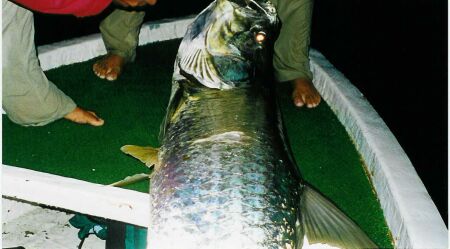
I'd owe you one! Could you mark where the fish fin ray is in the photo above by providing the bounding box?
[109,173,150,187]
[298,185,378,249]
[160,82,183,140]
[179,42,222,88]
[121,145,160,168]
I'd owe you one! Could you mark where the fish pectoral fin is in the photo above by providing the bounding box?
[121,145,160,168]
[298,185,378,249]
[109,173,150,187]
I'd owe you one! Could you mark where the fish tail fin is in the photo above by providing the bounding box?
[120,145,160,168]
[297,185,378,249]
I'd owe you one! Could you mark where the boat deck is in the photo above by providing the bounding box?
[2,39,393,247]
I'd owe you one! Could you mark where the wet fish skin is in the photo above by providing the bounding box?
[153,88,300,248]
[151,1,300,244]
[122,0,379,248]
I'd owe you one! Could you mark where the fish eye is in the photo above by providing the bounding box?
[255,31,266,44]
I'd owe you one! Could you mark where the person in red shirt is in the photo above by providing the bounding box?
[13,0,156,16]
[12,0,111,17]
[2,0,155,126]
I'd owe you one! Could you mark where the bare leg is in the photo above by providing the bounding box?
[64,107,104,126]
[292,78,321,108]
[92,54,126,81]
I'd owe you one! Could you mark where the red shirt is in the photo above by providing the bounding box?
[13,0,112,17]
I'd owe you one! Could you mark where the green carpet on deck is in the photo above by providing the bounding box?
[2,39,392,247]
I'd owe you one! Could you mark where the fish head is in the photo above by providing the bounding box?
[176,0,279,89]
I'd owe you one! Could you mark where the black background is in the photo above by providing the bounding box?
[33,0,447,222]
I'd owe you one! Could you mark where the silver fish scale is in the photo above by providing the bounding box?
[149,89,300,249]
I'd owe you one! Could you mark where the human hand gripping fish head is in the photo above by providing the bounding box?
[121,0,378,248]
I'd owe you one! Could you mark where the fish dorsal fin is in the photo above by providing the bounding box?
[299,185,378,249]
[121,145,159,168]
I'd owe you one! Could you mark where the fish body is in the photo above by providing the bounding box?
[123,0,378,248]
[153,87,299,249]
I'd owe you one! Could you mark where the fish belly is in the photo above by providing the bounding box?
[148,89,299,249]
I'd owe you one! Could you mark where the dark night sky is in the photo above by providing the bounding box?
[309,0,447,222]
[33,0,447,221]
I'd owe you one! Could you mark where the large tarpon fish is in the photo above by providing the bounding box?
[122,0,378,248]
